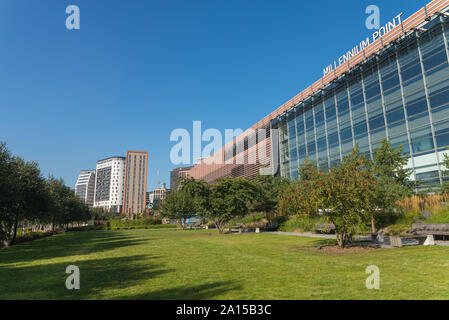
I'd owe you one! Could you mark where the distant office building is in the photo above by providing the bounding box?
[93,156,126,213]
[146,191,152,208]
[123,151,148,215]
[75,170,96,208]
[170,166,193,189]
[152,183,170,207]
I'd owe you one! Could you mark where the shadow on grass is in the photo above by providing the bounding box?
[114,281,242,300]
[0,231,152,265]
[0,253,173,299]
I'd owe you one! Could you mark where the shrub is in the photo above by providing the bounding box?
[13,231,60,245]
[67,226,103,232]
[279,215,327,233]
[424,210,449,224]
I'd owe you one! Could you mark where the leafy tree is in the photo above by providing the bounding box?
[321,146,378,248]
[201,178,260,234]
[368,139,414,232]
[46,176,90,230]
[160,189,197,229]
[0,145,49,245]
[441,151,449,194]
[278,159,323,217]
[177,176,211,215]
[252,174,291,218]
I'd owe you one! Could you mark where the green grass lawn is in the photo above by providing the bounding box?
[1,229,449,300]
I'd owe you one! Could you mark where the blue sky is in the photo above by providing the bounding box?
[0,0,429,189]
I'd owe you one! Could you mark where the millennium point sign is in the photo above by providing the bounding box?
[323,13,404,77]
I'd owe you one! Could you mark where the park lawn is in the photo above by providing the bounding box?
[0,229,448,300]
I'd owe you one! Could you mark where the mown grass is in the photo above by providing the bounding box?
[0,229,448,300]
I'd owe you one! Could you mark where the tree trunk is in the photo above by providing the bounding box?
[371,214,376,234]
[11,212,19,244]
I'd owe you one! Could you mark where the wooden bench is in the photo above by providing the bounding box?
[410,223,449,245]
[229,223,244,233]
[390,224,449,247]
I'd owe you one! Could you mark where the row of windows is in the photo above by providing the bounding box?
[277,19,449,185]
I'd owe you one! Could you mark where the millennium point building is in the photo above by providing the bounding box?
[122,151,148,215]
[93,156,126,213]
[75,170,96,208]
[189,0,449,190]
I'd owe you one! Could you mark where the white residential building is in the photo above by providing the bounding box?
[75,170,96,208]
[93,156,126,213]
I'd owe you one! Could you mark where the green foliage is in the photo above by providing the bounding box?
[321,146,378,248]
[424,210,449,224]
[385,211,423,236]
[202,178,260,234]
[160,189,197,229]
[13,231,59,244]
[107,217,162,229]
[172,177,261,234]
[251,175,291,217]
[278,158,323,217]
[367,138,414,232]
[0,142,91,246]
[279,215,327,233]
[228,212,266,228]
[91,208,117,221]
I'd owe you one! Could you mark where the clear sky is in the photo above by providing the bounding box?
[0,0,429,190]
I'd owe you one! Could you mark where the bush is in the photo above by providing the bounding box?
[384,211,423,236]
[14,231,59,244]
[279,215,327,233]
[424,210,449,224]
[107,217,162,229]
[67,226,103,232]
[228,213,266,228]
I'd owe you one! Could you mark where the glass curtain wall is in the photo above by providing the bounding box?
[277,17,449,190]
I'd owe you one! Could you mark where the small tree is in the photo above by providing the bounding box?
[321,146,377,248]
[202,178,259,234]
[252,174,291,218]
[368,139,414,232]
[160,189,196,229]
[441,151,449,195]
[278,159,323,217]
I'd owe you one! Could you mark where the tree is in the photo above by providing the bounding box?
[0,142,16,245]
[252,175,291,218]
[441,151,449,195]
[0,144,49,245]
[368,139,414,232]
[278,159,323,217]
[177,176,210,215]
[160,189,197,229]
[201,178,259,234]
[46,176,91,230]
[321,146,378,248]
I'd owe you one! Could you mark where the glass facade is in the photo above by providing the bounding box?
[275,17,449,189]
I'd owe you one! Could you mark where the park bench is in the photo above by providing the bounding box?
[409,223,449,244]
[230,223,244,233]
[390,224,449,247]
[186,222,203,230]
